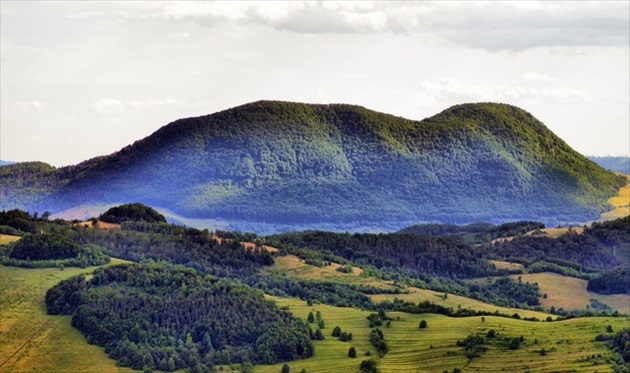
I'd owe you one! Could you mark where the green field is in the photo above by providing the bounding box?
[0,260,134,373]
[1,262,628,372]
[256,296,628,373]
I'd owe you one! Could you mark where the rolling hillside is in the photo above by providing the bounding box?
[1,101,625,232]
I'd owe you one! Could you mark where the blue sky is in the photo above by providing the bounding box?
[1,1,629,166]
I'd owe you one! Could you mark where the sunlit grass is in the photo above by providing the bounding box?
[601,175,630,221]
[256,296,627,373]
[0,259,134,373]
[0,234,21,246]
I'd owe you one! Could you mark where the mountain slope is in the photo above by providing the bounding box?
[1,101,625,231]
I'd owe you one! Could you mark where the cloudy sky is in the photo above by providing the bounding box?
[1,1,629,167]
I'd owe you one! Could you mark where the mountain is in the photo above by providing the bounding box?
[587,156,630,174]
[0,160,17,167]
[1,101,625,232]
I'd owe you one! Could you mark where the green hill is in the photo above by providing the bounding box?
[0,101,625,232]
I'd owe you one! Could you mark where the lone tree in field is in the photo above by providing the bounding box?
[359,359,378,373]
[348,346,357,358]
[318,319,325,329]
[307,312,315,323]
[281,363,290,373]
[313,328,325,340]
[508,337,521,350]
[419,320,427,329]
[332,326,342,337]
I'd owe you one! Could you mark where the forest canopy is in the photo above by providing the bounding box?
[99,203,166,224]
[46,264,314,371]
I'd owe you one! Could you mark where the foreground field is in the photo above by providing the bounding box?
[468,272,630,314]
[257,296,628,373]
[1,259,628,373]
[0,260,133,373]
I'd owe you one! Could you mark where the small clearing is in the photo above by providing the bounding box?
[489,260,525,272]
[0,234,21,245]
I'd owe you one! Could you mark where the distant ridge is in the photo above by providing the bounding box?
[1,101,625,233]
[587,156,630,174]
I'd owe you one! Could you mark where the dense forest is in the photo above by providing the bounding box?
[397,221,545,244]
[46,264,313,371]
[1,101,625,232]
[267,230,502,279]
[488,217,630,271]
[2,232,109,268]
[99,203,166,224]
[587,267,630,295]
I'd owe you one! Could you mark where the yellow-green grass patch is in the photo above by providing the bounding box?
[489,260,525,272]
[211,235,279,253]
[469,272,630,314]
[493,227,585,244]
[0,259,134,372]
[370,287,552,321]
[536,227,584,238]
[257,296,628,373]
[269,256,556,319]
[265,255,397,290]
[74,221,121,230]
[0,234,21,246]
[601,174,630,221]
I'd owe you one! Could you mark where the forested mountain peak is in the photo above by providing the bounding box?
[1,101,625,233]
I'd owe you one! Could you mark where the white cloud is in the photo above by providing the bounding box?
[30,100,45,109]
[172,31,190,39]
[521,72,558,83]
[91,98,125,114]
[127,98,178,109]
[65,11,101,19]
[9,100,47,111]
[91,98,179,114]
[142,1,629,50]
[421,78,594,103]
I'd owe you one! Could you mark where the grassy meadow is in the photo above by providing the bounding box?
[257,296,628,373]
[0,260,134,373]
[0,254,627,372]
